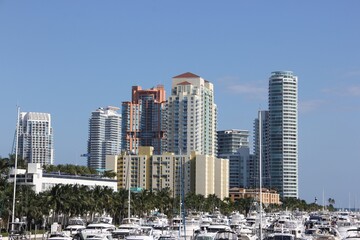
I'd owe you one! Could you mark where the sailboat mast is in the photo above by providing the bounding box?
[11,106,20,230]
[127,151,131,219]
[259,110,263,240]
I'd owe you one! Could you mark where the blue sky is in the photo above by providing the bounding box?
[1,1,359,207]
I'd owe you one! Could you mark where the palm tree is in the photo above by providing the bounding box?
[204,194,221,213]
[185,193,206,212]
[102,187,115,218]
[328,198,336,211]
[155,188,174,219]
[234,197,254,215]
[113,189,128,224]
[132,189,153,217]
[90,185,106,220]
[45,184,68,223]
[220,197,233,215]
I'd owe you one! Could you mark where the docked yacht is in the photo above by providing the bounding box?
[112,223,141,239]
[81,216,116,238]
[80,232,113,240]
[265,233,295,240]
[125,226,155,240]
[311,226,341,240]
[213,230,238,240]
[47,232,73,240]
[206,224,232,233]
[342,227,360,239]
[63,217,86,236]
[194,232,217,240]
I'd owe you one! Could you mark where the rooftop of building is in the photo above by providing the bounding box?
[21,112,51,121]
[173,72,200,78]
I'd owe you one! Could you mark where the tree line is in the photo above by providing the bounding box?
[0,156,330,232]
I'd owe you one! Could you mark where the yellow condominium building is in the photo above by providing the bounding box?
[109,146,229,200]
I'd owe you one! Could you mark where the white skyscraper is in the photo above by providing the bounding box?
[88,106,121,170]
[268,71,298,198]
[18,112,54,165]
[166,72,217,156]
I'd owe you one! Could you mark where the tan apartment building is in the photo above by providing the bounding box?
[229,187,281,205]
[108,146,229,200]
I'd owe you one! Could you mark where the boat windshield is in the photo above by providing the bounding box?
[274,236,294,240]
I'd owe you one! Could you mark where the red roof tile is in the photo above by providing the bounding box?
[173,72,200,78]
[177,81,192,85]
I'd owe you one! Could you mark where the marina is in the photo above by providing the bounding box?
[3,209,360,240]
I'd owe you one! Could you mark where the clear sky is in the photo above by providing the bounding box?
[1,1,359,208]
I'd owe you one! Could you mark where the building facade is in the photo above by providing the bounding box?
[217,129,250,156]
[113,146,228,200]
[229,187,280,205]
[88,106,122,170]
[217,129,251,189]
[268,71,298,198]
[17,112,54,165]
[122,85,166,154]
[8,163,117,193]
[250,110,269,189]
[166,72,217,156]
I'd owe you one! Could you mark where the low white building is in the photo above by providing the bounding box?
[8,163,117,193]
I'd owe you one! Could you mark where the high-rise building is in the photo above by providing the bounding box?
[251,110,269,188]
[217,129,251,188]
[217,129,249,156]
[122,85,166,154]
[17,112,54,165]
[166,72,217,156]
[268,71,298,198]
[88,106,121,170]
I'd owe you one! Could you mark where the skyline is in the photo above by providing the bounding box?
[1,1,360,207]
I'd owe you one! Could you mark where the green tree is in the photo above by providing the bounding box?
[103,170,117,179]
[328,198,336,211]
[155,188,174,219]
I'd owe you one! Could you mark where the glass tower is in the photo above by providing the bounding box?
[268,71,298,198]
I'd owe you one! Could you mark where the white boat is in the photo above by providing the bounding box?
[146,214,169,227]
[206,224,232,233]
[83,222,116,233]
[112,223,141,239]
[47,232,73,240]
[121,217,145,225]
[194,232,217,240]
[342,227,360,239]
[312,226,341,240]
[213,230,238,240]
[64,217,86,236]
[237,226,256,240]
[230,212,246,227]
[125,226,155,240]
[81,217,116,238]
[265,233,295,240]
[82,232,113,240]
